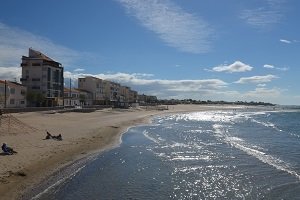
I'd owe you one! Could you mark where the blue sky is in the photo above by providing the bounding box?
[0,0,299,105]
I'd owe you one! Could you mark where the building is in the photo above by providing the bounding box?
[78,76,105,105]
[128,89,138,104]
[138,94,158,105]
[63,88,93,106]
[0,80,27,108]
[103,80,121,106]
[20,48,64,107]
[63,88,80,106]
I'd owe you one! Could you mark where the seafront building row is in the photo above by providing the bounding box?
[0,48,157,108]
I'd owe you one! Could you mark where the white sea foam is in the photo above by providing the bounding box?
[30,160,89,200]
[251,119,282,131]
[171,155,210,161]
[143,130,160,144]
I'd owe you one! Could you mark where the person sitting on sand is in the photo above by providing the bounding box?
[52,134,62,141]
[45,131,52,139]
[1,143,17,155]
[45,131,62,141]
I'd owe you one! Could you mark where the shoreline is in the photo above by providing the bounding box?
[0,104,249,200]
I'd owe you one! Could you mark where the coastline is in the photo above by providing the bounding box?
[0,104,247,200]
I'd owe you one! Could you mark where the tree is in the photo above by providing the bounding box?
[79,94,86,105]
[26,91,45,107]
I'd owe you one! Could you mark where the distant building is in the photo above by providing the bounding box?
[63,88,80,106]
[63,88,93,106]
[0,80,27,108]
[129,89,138,104]
[138,94,158,105]
[78,76,105,105]
[20,48,64,107]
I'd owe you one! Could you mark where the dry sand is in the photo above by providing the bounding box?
[0,104,243,200]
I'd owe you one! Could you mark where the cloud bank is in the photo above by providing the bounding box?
[117,0,214,54]
[235,74,278,84]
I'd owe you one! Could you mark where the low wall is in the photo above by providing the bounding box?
[1,105,111,114]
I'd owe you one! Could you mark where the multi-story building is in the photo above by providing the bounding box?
[78,76,105,105]
[63,88,93,106]
[0,80,27,108]
[138,94,158,105]
[63,88,80,106]
[20,48,64,107]
[103,80,121,105]
[120,86,130,102]
[129,89,138,104]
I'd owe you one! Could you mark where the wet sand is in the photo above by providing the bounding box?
[0,104,244,200]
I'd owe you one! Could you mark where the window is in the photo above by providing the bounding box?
[20,101,25,104]
[10,88,15,94]
[10,99,15,105]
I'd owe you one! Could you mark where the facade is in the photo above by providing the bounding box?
[78,76,105,105]
[0,80,27,108]
[63,88,93,106]
[63,88,80,106]
[138,94,158,105]
[128,89,138,103]
[20,48,64,107]
[120,86,130,103]
[103,80,121,106]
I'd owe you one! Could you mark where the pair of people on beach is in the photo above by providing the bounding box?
[1,143,17,155]
[45,131,62,141]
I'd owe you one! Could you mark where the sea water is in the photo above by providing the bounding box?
[33,108,300,200]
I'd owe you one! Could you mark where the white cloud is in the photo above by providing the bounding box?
[280,39,291,44]
[244,87,282,99]
[240,0,285,29]
[212,61,253,73]
[264,64,274,69]
[257,84,267,87]
[0,22,96,68]
[117,0,214,54]
[0,67,21,81]
[235,74,278,84]
[263,64,289,71]
[64,71,228,99]
[74,68,85,72]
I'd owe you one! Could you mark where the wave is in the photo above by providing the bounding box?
[212,123,300,181]
[143,130,161,144]
[251,119,282,132]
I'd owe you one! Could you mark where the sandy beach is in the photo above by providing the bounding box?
[0,104,244,200]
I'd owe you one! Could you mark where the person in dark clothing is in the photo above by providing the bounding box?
[45,131,62,141]
[1,143,17,155]
[45,131,53,139]
[52,134,62,141]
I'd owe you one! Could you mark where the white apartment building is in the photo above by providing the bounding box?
[78,76,105,105]
[0,80,27,108]
[20,48,64,107]
[63,88,93,106]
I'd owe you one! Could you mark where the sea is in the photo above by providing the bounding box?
[30,107,300,200]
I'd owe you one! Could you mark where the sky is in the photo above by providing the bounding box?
[0,0,299,105]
